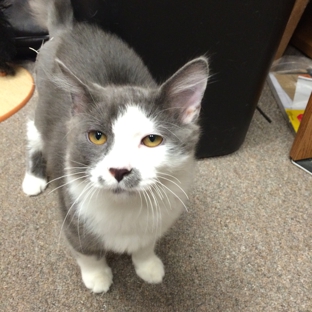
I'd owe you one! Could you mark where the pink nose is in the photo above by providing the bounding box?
[109,168,131,182]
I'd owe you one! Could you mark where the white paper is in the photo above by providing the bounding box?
[292,76,312,109]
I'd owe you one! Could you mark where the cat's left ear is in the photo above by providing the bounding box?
[160,57,209,124]
[55,58,94,115]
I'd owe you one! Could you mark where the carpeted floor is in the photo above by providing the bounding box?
[1,64,311,311]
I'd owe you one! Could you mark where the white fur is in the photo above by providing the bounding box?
[26,120,44,152]
[22,120,47,196]
[76,253,113,293]
[69,106,193,253]
[134,256,165,284]
[67,106,195,286]
[68,175,187,253]
[132,245,165,283]
[22,172,47,196]
[90,106,170,189]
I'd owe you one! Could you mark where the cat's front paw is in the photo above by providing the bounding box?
[134,255,165,284]
[81,267,113,293]
[22,172,47,196]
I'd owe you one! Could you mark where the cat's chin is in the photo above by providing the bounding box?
[110,186,136,196]
[112,187,127,194]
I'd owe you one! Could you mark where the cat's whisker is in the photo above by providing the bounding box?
[64,166,87,170]
[147,186,161,234]
[76,182,97,250]
[154,189,163,235]
[48,175,89,194]
[85,183,98,209]
[141,190,150,233]
[79,185,99,240]
[151,179,172,210]
[58,181,93,250]
[155,179,189,212]
[144,188,155,231]
[136,190,143,220]
[158,176,189,200]
[69,160,89,167]
[150,183,164,200]
[83,185,100,236]
[154,186,163,235]
[95,186,101,202]
[156,171,182,184]
[47,171,86,185]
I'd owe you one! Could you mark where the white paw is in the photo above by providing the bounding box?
[81,267,113,293]
[22,172,47,196]
[134,256,165,284]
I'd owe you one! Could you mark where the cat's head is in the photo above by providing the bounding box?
[58,57,209,194]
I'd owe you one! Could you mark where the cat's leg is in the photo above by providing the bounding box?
[75,253,113,293]
[132,244,165,284]
[22,120,47,196]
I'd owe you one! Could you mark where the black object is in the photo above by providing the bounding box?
[7,0,296,158]
[71,0,295,158]
[291,159,312,175]
[6,0,49,59]
[0,0,16,75]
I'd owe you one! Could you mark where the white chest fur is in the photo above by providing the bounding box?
[68,173,191,254]
[65,101,196,254]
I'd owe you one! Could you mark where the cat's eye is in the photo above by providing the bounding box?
[88,130,107,145]
[142,134,163,147]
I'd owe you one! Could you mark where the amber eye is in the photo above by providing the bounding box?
[88,130,107,145]
[142,134,163,147]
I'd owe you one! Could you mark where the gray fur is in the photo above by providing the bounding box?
[26,0,208,261]
[30,151,46,178]
[29,0,73,35]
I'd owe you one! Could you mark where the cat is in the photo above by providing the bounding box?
[23,0,209,293]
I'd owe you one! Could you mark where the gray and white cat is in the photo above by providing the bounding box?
[23,0,209,293]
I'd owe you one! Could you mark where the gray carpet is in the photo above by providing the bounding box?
[1,67,311,311]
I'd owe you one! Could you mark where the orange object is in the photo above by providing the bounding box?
[0,66,35,122]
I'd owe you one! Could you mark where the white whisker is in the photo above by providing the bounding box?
[57,180,92,250]
[48,175,89,194]
[141,190,150,233]
[157,171,182,184]
[70,160,88,167]
[151,179,172,209]
[158,176,189,200]
[137,191,143,219]
[76,182,97,250]
[47,171,86,185]
[156,179,189,212]
[64,166,87,170]
[144,188,155,230]
[147,186,161,234]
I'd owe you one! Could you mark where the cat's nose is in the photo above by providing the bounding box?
[109,168,132,183]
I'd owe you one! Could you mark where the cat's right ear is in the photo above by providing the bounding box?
[55,58,93,115]
[159,57,209,124]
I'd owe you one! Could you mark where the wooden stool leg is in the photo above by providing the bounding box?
[290,92,312,161]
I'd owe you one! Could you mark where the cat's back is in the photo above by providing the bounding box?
[54,23,156,88]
